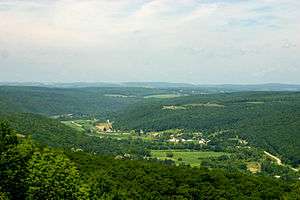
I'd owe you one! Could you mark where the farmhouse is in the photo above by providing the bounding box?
[168,137,180,143]
[96,120,113,132]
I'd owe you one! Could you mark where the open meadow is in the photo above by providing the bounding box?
[151,150,229,167]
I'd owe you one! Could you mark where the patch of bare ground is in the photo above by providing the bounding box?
[162,106,186,110]
[246,101,264,104]
[185,102,225,107]
[247,162,261,174]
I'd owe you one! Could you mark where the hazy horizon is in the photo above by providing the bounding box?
[1,0,299,84]
[1,81,300,86]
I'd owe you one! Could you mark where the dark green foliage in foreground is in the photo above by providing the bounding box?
[115,92,300,165]
[68,151,298,200]
[1,123,300,200]
[0,123,88,200]
[25,150,89,199]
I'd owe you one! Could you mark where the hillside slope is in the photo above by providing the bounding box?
[2,122,298,199]
[114,92,300,165]
[0,113,148,157]
[0,113,82,148]
[0,86,151,118]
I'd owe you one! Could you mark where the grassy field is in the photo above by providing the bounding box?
[61,119,96,132]
[151,150,228,167]
[61,119,155,140]
[184,103,225,107]
[144,94,186,99]
[104,94,136,98]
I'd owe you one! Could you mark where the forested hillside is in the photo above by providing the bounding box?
[0,113,81,147]
[0,86,161,118]
[0,113,149,157]
[1,123,299,199]
[115,92,300,165]
[1,86,300,199]
[1,86,300,165]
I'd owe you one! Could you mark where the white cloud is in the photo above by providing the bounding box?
[0,0,299,83]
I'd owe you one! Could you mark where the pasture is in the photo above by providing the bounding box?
[144,94,186,99]
[151,150,228,167]
[61,119,96,132]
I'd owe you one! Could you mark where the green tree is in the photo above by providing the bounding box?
[25,149,89,200]
[283,182,300,199]
[166,152,174,158]
[0,123,33,199]
[0,187,9,200]
[0,122,18,152]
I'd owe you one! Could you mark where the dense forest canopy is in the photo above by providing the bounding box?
[1,87,299,164]
[1,0,300,198]
[1,86,300,199]
[0,86,149,117]
[0,113,150,157]
[115,92,300,165]
[1,123,300,199]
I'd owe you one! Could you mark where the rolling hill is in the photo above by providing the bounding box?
[114,92,300,165]
[1,86,299,165]
[0,86,150,118]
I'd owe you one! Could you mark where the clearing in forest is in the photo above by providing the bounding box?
[151,150,228,167]
[162,105,186,110]
[184,102,225,107]
[144,94,186,99]
[247,162,261,174]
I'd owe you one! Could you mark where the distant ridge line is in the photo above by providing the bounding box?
[0,82,299,91]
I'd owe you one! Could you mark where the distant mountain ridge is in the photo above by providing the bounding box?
[0,82,300,91]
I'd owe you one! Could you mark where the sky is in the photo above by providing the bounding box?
[0,0,299,84]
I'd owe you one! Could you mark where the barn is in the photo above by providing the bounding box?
[96,121,113,132]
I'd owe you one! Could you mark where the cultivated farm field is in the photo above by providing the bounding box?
[151,150,228,167]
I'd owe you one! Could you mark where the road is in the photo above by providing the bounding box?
[264,151,282,165]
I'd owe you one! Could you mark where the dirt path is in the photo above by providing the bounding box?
[264,151,282,165]
[264,151,300,172]
[71,121,82,127]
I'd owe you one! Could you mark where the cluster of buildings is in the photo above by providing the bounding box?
[95,120,113,132]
